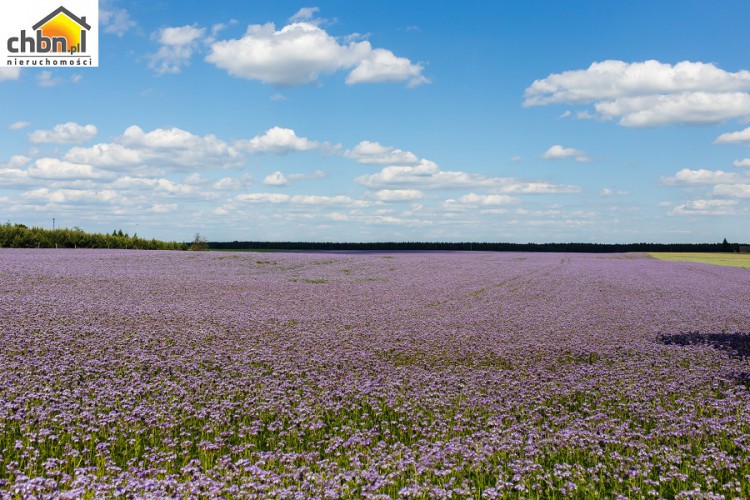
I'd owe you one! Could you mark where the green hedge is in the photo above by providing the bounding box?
[0,224,186,250]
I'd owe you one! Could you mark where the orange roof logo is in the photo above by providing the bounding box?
[7,6,91,55]
[32,6,91,53]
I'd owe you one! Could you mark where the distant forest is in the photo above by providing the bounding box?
[0,223,743,253]
[209,239,743,253]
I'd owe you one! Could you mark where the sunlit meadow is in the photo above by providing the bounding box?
[1,250,749,498]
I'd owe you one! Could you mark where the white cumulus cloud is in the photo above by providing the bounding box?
[149,25,206,75]
[9,121,30,130]
[661,168,740,185]
[237,126,320,154]
[100,1,136,37]
[4,155,31,168]
[28,158,113,180]
[457,193,519,205]
[500,183,581,194]
[290,194,360,205]
[65,125,243,170]
[733,159,750,168]
[346,141,420,165]
[29,122,98,144]
[236,193,291,203]
[374,189,423,201]
[288,170,325,181]
[22,188,125,204]
[525,60,750,127]
[713,184,750,198]
[594,92,750,127]
[542,145,590,162]
[346,48,429,87]
[263,171,289,185]
[357,158,580,194]
[110,176,196,196]
[668,199,738,216]
[205,18,427,87]
[715,126,750,144]
[212,174,252,190]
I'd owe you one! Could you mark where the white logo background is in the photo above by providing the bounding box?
[0,0,99,68]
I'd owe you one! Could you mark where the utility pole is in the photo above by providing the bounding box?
[52,218,55,230]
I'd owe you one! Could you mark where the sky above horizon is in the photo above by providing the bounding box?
[2,0,750,243]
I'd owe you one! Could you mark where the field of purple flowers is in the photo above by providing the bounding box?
[1,249,749,498]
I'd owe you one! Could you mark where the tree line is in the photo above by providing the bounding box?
[208,240,743,253]
[1,223,743,253]
[0,223,186,250]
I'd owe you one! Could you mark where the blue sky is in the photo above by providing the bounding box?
[2,0,750,243]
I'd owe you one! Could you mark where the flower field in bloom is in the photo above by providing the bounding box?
[1,249,750,499]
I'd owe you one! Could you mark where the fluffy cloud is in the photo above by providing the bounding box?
[149,25,206,75]
[668,199,738,216]
[499,183,580,194]
[237,127,320,154]
[715,126,750,144]
[290,195,361,205]
[594,92,750,127]
[263,171,288,185]
[149,203,178,213]
[0,68,21,81]
[233,192,369,207]
[63,125,325,173]
[457,193,519,205]
[345,141,420,165]
[3,156,31,169]
[212,174,252,190]
[262,169,326,185]
[374,189,423,201]
[100,1,136,36]
[542,145,590,162]
[64,143,143,168]
[206,22,365,85]
[66,125,243,170]
[356,158,580,194]
[110,176,196,196]
[525,60,750,105]
[29,122,98,144]
[356,159,483,188]
[289,170,325,181]
[733,159,750,168]
[206,20,427,87]
[661,168,740,185]
[346,49,429,87]
[9,121,30,130]
[525,60,750,126]
[22,188,125,204]
[713,184,750,198]
[235,193,290,203]
[289,7,320,23]
[27,159,113,180]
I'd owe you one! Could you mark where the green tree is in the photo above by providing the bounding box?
[189,233,209,251]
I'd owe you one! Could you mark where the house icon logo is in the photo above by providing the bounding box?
[1,0,99,68]
[30,6,92,55]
